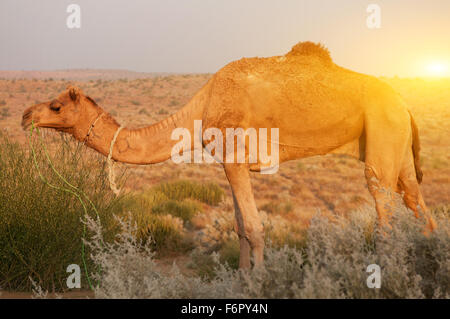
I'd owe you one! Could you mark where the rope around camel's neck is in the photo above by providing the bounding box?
[107,125,124,196]
[84,112,123,196]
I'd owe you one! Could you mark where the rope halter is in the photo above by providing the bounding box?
[83,112,123,196]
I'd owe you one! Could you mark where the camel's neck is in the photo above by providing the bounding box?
[80,99,203,165]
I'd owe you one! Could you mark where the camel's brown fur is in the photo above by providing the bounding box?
[22,41,436,269]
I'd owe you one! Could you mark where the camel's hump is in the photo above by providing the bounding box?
[285,41,332,63]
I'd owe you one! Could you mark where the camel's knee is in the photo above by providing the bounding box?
[248,229,264,250]
[236,222,264,267]
[365,164,394,187]
[365,165,398,227]
[365,165,385,196]
[364,165,379,188]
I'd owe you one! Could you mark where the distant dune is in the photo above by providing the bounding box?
[0,69,177,81]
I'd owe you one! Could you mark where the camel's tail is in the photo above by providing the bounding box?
[409,111,423,184]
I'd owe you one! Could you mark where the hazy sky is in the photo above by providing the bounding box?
[1,0,449,76]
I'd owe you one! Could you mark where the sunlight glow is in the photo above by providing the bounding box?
[425,61,449,77]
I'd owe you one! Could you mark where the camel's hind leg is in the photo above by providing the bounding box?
[365,164,399,228]
[363,107,410,228]
[224,164,264,268]
[398,151,437,232]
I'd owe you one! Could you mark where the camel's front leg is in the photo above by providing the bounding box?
[232,191,251,268]
[224,164,264,268]
[398,151,437,233]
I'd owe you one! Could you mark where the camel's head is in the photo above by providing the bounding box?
[22,86,98,135]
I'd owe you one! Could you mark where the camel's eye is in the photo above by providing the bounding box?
[50,101,62,112]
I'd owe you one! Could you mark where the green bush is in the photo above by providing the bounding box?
[0,131,122,291]
[122,209,189,252]
[151,199,201,223]
[260,200,293,215]
[218,239,240,269]
[155,180,224,206]
[0,130,207,291]
[111,181,214,251]
[116,181,220,251]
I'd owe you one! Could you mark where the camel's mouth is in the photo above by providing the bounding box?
[21,110,70,133]
[21,109,33,131]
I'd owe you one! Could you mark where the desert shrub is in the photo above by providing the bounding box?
[189,238,241,277]
[0,128,205,291]
[260,200,293,215]
[193,209,237,250]
[88,205,449,299]
[119,186,205,223]
[195,208,307,253]
[86,214,230,298]
[155,180,224,206]
[138,108,150,116]
[116,188,201,251]
[151,199,201,223]
[188,248,218,279]
[157,108,168,115]
[169,99,179,107]
[0,107,10,119]
[218,239,240,269]
[118,189,167,213]
[0,131,122,291]
[263,214,308,249]
[130,100,141,106]
[121,209,188,252]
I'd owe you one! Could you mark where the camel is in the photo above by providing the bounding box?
[22,41,436,269]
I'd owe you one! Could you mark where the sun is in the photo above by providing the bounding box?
[425,61,449,77]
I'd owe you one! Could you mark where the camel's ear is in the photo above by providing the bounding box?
[68,86,82,102]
